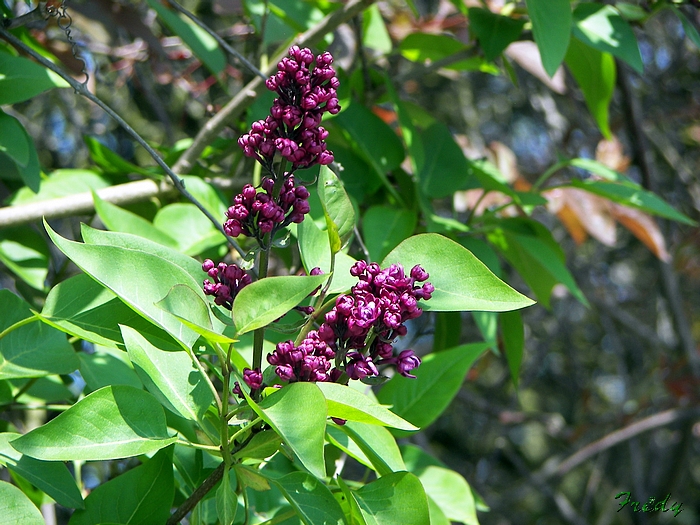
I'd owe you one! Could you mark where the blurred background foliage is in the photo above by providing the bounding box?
[1,0,700,524]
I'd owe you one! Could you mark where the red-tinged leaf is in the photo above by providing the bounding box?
[610,204,670,262]
[544,187,617,247]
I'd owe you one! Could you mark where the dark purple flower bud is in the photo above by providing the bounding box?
[345,352,378,380]
[410,265,429,281]
[396,350,421,378]
[243,368,263,390]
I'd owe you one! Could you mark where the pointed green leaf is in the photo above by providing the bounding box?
[10,385,176,461]
[0,111,29,167]
[399,33,466,62]
[93,192,179,248]
[526,0,571,77]
[362,206,417,263]
[0,53,69,105]
[84,136,155,177]
[216,468,238,525]
[153,203,223,255]
[416,466,478,525]
[353,472,429,525]
[669,6,700,49]
[68,448,174,525]
[80,224,207,283]
[144,0,225,75]
[502,310,524,390]
[568,179,697,226]
[246,383,327,479]
[0,433,84,509]
[565,37,615,139]
[468,8,526,61]
[382,234,535,312]
[233,430,281,460]
[79,346,142,392]
[121,325,214,422]
[417,122,478,198]
[377,343,489,435]
[573,3,643,73]
[0,480,45,525]
[232,275,327,335]
[0,290,77,380]
[271,472,346,525]
[318,165,356,247]
[0,226,49,291]
[45,221,202,348]
[317,382,417,431]
[297,216,358,294]
[335,421,405,476]
[41,273,181,351]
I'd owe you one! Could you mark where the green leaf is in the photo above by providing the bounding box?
[669,6,700,49]
[122,325,214,422]
[565,37,615,139]
[232,275,327,335]
[0,433,84,509]
[333,103,405,202]
[216,468,238,525]
[568,179,697,226]
[79,346,142,392]
[316,382,417,431]
[377,343,489,434]
[80,224,206,283]
[84,136,155,177]
[363,4,392,53]
[318,166,356,247]
[469,8,526,61]
[0,290,77,380]
[362,206,416,263]
[233,430,281,460]
[501,310,523,390]
[0,52,69,105]
[572,3,643,73]
[0,480,45,525]
[297,216,358,294]
[0,111,29,167]
[399,33,466,62]
[415,466,478,525]
[433,312,462,353]
[0,226,49,291]
[145,0,225,75]
[487,218,588,308]
[9,169,110,205]
[157,284,237,346]
[93,192,179,248]
[417,122,478,198]
[271,472,347,525]
[153,203,223,255]
[353,472,430,525]
[336,421,405,476]
[40,273,181,351]
[10,385,176,461]
[526,0,571,77]
[382,233,535,312]
[45,222,202,348]
[68,448,174,525]
[247,383,327,479]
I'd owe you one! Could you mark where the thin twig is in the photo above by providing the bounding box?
[164,0,267,81]
[537,407,700,481]
[0,25,246,258]
[172,0,377,175]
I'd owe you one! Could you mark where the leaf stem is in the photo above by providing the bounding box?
[532,160,570,190]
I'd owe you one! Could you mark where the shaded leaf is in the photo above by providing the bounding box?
[469,8,525,61]
[271,472,347,525]
[0,480,44,525]
[526,0,571,77]
[0,52,68,105]
[362,206,417,263]
[501,310,524,390]
[377,343,489,434]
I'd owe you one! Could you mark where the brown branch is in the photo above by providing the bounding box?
[537,407,700,481]
[166,462,225,525]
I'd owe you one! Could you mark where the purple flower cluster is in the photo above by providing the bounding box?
[238,45,339,172]
[202,260,252,310]
[223,175,310,243]
[266,262,434,385]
